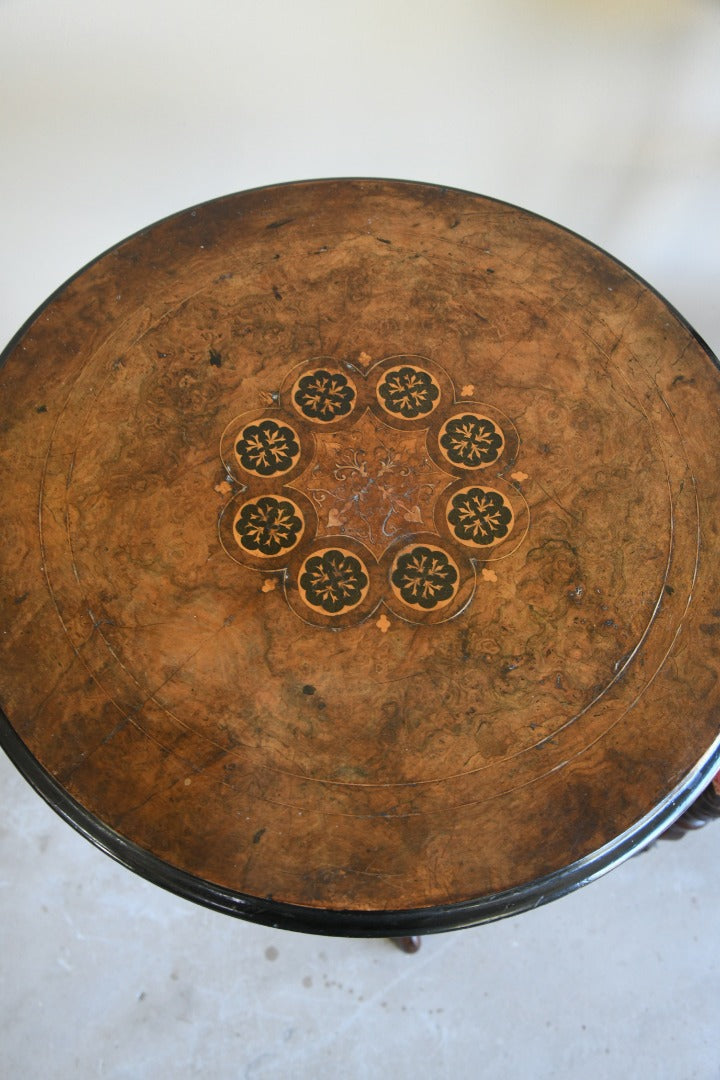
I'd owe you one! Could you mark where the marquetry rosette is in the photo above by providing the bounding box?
[425,400,520,477]
[219,354,528,628]
[218,486,319,573]
[284,535,383,629]
[290,366,360,429]
[434,477,528,563]
[381,533,476,626]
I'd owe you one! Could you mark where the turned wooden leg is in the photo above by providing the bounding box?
[661,779,720,840]
[390,935,422,953]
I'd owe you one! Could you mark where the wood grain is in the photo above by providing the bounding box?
[0,180,719,924]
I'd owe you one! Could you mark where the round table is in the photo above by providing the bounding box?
[1,179,719,938]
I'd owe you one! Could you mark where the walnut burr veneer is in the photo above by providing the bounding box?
[1,179,719,937]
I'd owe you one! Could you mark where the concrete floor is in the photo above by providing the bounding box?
[1,2,720,1076]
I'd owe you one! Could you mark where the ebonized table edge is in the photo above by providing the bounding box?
[2,711,718,938]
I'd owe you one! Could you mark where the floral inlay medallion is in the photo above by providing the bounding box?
[235,419,301,477]
[439,413,505,469]
[292,369,357,423]
[446,486,514,548]
[390,545,460,610]
[234,495,304,556]
[299,548,370,614]
[219,354,527,628]
[376,365,440,420]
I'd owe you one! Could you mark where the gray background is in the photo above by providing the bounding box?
[1,1,719,1077]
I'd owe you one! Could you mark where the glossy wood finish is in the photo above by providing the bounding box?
[392,936,422,955]
[1,180,719,936]
[660,774,720,840]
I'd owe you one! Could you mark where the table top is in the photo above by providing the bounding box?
[1,179,719,936]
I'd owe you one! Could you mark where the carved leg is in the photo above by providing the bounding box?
[661,778,720,840]
[390,935,422,953]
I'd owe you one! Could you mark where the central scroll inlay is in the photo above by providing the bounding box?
[219,354,526,628]
[307,410,448,558]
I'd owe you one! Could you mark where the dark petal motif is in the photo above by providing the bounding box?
[299,549,369,613]
[440,414,503,468]
[377,366,440,419]
[236,419,300,476]
[390,546,458,609]
[294,370,355,422]
[447,487,513,546]
[235,496,303,556]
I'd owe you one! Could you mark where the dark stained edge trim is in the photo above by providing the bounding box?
[1,178,719,936]
[1,712,719,937]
